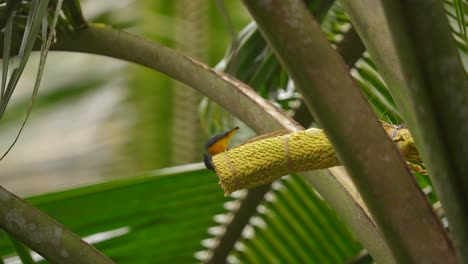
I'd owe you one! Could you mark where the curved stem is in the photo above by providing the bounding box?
[49,25,394,262]
[52,24,298,133]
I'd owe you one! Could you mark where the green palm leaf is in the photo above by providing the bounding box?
[228,176,362,263]
[0,164,227,263]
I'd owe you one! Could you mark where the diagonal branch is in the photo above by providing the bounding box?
[0,186,114,264]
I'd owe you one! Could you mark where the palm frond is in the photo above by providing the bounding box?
[0,0,65,161]
[4,232,35,264]
[444,0,467,51]
[0,0,49,118]
[227,176,362,263]
[0,164,227,263]
[0,0,88,161]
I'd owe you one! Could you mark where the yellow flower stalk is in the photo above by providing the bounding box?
[212,122,422,195]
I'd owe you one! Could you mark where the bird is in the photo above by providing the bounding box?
[204,127,239,171]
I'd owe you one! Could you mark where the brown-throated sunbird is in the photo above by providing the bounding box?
[204,127,239,171]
